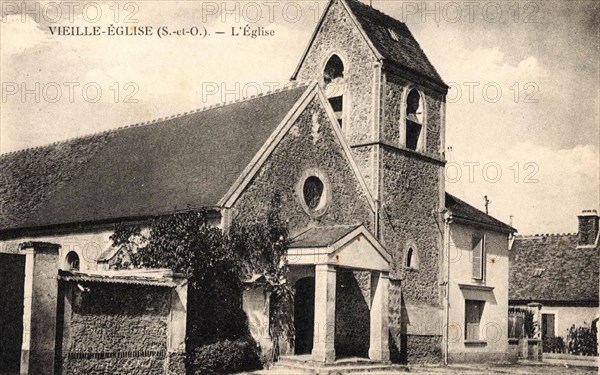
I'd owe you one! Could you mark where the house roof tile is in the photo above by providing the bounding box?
[344,0,446,87]
[509,233,599,303]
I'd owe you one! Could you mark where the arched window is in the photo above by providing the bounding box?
[323,54,344,127]
[66,251,80,271]
[324,54,344,84]
[405,88,424,151]
[406,248,413,267]
[405,247,419,269]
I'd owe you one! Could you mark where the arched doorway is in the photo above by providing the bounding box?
[294,277,315,355]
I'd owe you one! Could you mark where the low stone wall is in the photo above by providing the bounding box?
[57,281,177,374]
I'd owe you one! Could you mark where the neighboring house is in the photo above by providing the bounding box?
[444,194,515,363]
[509,210,600,343]
[0,0,516,373]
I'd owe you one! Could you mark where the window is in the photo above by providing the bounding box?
[405,89,424,150]
[324,54,344,85]
[328,96,343,127]
[297,169,330,218]
[387,28,399,42]
[465,300,485,341]
[471,235,485,280]
[323,55,345,127]
[405,247,419,269]
[303,176,324,210]
[66,251,80,271]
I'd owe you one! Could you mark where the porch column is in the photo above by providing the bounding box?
[369,271,390,361]
[312,264,336,363]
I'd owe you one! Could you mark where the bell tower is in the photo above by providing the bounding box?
[292,0,449,363]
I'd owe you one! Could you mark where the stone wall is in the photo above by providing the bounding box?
[335,270,371,358]
[379,147,444,363]
[58,282,171,374]
[233,96,374,233]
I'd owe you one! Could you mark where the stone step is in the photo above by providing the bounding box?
[274,356,408,374]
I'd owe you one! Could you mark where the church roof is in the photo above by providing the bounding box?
[509,233,599,304]
[289,224,362,248]
[445,193,516,233]
[0,85,308,232]
[343,0,446,87]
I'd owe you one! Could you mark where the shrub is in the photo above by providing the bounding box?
[567,320,598,356]
[187,338,262,375]
[543,336,565,353]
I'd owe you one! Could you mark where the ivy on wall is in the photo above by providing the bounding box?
[109,196,292,374]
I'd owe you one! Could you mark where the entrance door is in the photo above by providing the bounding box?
[294,277,315,355]
[542,313,556,339]
[0,253,26,374]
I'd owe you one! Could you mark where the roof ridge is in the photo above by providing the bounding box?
[0,81,312,159]
[516,232,578,238]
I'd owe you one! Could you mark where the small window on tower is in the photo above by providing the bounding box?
[405,89,424,151]
[328,96,343,127]
[324,54,345,128]
[324,54,344,85]
[388,28,399,42]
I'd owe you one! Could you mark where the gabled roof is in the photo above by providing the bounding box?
[343,0,445,87]
[509,233,599,304]
[445,193,516,233]
[289,224,362,248]
[287,224,391,271]
[1,85,308,232]
[291,0,446,88]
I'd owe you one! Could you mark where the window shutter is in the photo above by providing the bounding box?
[472,235,483,279]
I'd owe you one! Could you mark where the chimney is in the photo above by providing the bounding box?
[577,209,599,246]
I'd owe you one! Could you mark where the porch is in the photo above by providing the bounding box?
[285,224,392,364]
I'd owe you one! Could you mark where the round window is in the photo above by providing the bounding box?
[303,176,324,210]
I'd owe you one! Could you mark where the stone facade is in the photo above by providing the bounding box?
[232,96,374,232]
[294,0,377,146]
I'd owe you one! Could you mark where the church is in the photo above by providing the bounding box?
[0,0,516,373]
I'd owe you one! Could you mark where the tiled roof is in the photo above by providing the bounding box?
[344,0,446,87]
[289,224,362,248]
[58,270,177,288]
[509,233,599,303]
[1,86,308,232]
[445,193,516,233]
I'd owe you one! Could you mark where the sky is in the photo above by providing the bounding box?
[1,0,599,234]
